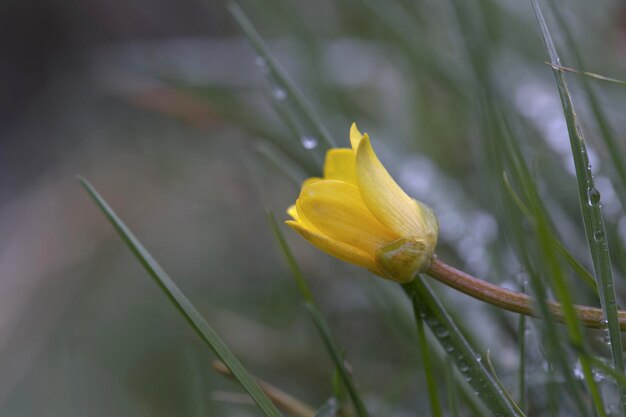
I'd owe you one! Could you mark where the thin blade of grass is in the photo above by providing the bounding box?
[266,212,315,304]
[227,1,336,149]
[502,172,598,295]
[78,177,284,417]
[266,212,370,417]
[445,358,460,417]
[414,308,443,417]
[497,112,599,417]
[544,63,626,87]
[212,360,316,417]
[402,277,524,417]
[255,141,307,187]
[363,279,488,416]
[544,0,626,209]
[530,1,625,412]
[485,351,527,417]
[303,303,370,417]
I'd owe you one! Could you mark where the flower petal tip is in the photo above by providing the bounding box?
[350,123,364,150]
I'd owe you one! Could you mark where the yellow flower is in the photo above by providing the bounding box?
[286,123,439,283]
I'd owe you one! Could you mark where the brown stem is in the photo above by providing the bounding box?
[212,360,316,417]
[426,258,626,331]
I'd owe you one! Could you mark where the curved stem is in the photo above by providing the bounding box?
[426,258,626,331]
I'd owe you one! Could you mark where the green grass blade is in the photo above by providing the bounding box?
[402,277,524,417]
[502,172,598,295]
[266,212,370,417]
[78,177,284,417]
[227,1,336,149]
[267,211,315,304]
[499,116,599,417]
[485,351,527,417]
[544,0,626,208]
[445,358,460,417]
[530,1,625,412]
[255,141,307,186]
[364,279,488,416]
[414,308,443,417]
[545,63,626,87]
[303,303,370,417]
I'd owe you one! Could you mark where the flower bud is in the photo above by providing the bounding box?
[286,123,439,283]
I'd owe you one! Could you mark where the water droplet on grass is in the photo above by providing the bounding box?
[434,327,449,338]
[593,228,605,241]
[301,136,318,149]
[588,187,601,205]
[255,56,269,73]
[273,87,287,101]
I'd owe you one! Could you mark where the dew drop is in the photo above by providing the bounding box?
[587,187,601,206]
[573,361,584,380]
[464,375,472,382]
[435,327,449,338]
[593,370,606,382]
[426,317,439,326]
[255,56,269,73]
[593,228,605,242]
[273,87,287,101]
[474,353,482,362]
[300,136,318,150]
[445,345,454,353]
[458,361,469,372]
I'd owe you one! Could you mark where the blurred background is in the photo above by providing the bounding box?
[1,0,626,415]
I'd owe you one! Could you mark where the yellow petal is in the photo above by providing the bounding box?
[302,177,322,188]
[286,220,380,272]
[295,199,320,232]
[323,148,357,184]
[287,204,299,221]
[350,123,363,151]
[298,180,398,253]
[355,134,425,237]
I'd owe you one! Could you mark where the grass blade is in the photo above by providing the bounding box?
[545,63,626,87]
[78,177,284,417]
[545,0,626,207]
[414,308,443,417]
[227,1,336,149]
[445,358,460,417]
[502,172,599,295]
[498,112,599,417]
[485,351,527,417]
[530,1,625,412]
[267,212,315,304]
[267,212,370,417]
[303,303,370,417]
[402,277,524,417]
[212,360,316,417]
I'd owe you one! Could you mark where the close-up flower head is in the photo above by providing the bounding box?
[286,123,439,282]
